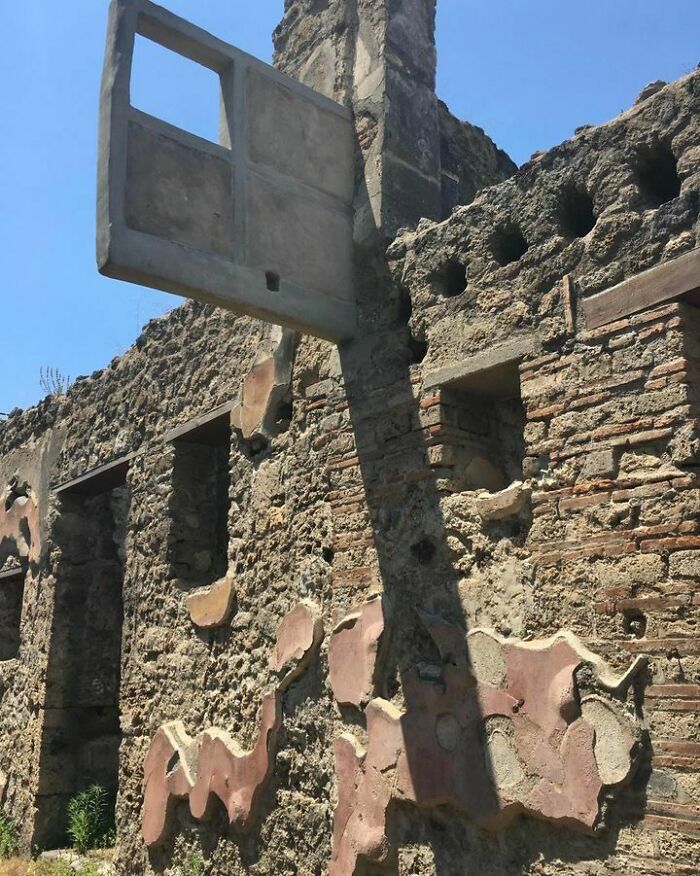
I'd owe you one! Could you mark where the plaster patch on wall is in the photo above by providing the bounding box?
[142,601,323,846]
[328,594,388,708]
[330,617,643,875]
[185,576,236,629]
[230,326,298,443]
[0,479,40,569]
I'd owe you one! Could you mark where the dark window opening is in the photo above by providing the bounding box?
[491,223,529,267]
[0,567,25,661]
[431,259,467,298]
[35,483,128,849]
[559,185,597,239]
[637,143,681,208]
[168,424,231,589]
[442,360,526,492]
[265,271,281,292]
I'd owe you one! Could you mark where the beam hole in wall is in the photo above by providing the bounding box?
[491,223,529,267]
[636,142,681,208]
[559,185,597,239]
[35,481,128,848]
[408,332,429,365]
[441,359,526,492]
[431,258,467,298]
[622,609,647,639]
[168,416,231,590]
[265,271,281,292]
[411,537,436,565]
[131,35,223,145]
[397,286,413,324]
[0,567,25,661]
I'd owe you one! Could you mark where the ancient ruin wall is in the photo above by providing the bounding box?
[0,49,699,876]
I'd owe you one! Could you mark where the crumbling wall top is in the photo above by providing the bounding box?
[389,70,700,371]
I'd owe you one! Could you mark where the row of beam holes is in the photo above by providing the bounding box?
[434,143,682,297]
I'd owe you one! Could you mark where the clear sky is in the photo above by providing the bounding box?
[1,1,697,414]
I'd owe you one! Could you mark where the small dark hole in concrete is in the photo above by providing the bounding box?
[433,259,467,298]
[397,286,413,324]
[559,186,597,239]
[265,271,281,292]
[411,537,436,565]
[323,547,334,564]
[622,610,647,639]
[276,399,293,425]
[408,332,428,364]
[491,224,529,266]
[636,143,681,208]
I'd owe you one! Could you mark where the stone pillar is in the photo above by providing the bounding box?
[273,0,442,243]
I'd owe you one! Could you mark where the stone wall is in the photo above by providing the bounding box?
[0,16,699,876]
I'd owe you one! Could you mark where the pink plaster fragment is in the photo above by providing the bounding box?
[331,625,640,874]
[329,594,387,707]
[142,601,322,847]
[186,576,236,629]
[271,600,324,678]
[0,488,40,568]
[189,693,280,826]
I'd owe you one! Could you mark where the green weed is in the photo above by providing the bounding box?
[0,815,19,861]
[66,786,115,855]
[176,852,205,876]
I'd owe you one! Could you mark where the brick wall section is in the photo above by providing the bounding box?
[521,302,700,857]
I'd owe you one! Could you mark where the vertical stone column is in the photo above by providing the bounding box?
[273,0,442,243]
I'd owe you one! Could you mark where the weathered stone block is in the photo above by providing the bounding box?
[669,550,700,579]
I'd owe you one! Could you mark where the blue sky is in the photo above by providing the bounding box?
[1,0,697,414]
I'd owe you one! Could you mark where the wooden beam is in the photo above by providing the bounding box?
[162,400,236,446]
[53,452,139,497]
[423,335,539,395]
[583,247,700,330]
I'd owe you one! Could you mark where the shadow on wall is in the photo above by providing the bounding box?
[332,157,647,874]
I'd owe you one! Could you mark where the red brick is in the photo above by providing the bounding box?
[644,378,668,391]
[612,481,672,502]
[648,699,700,712]
[655,741,700,756]
[649,358,688,378]
[527,402,566,420]
[644,815,700,834]
[647,684,700,698]
[419,394,442,410]
[568,392,610,410]
[629,302,683,324]
[652,755,700,769]
[620,638,700,656]
[641,536,700,553]
[559,492,611,512]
